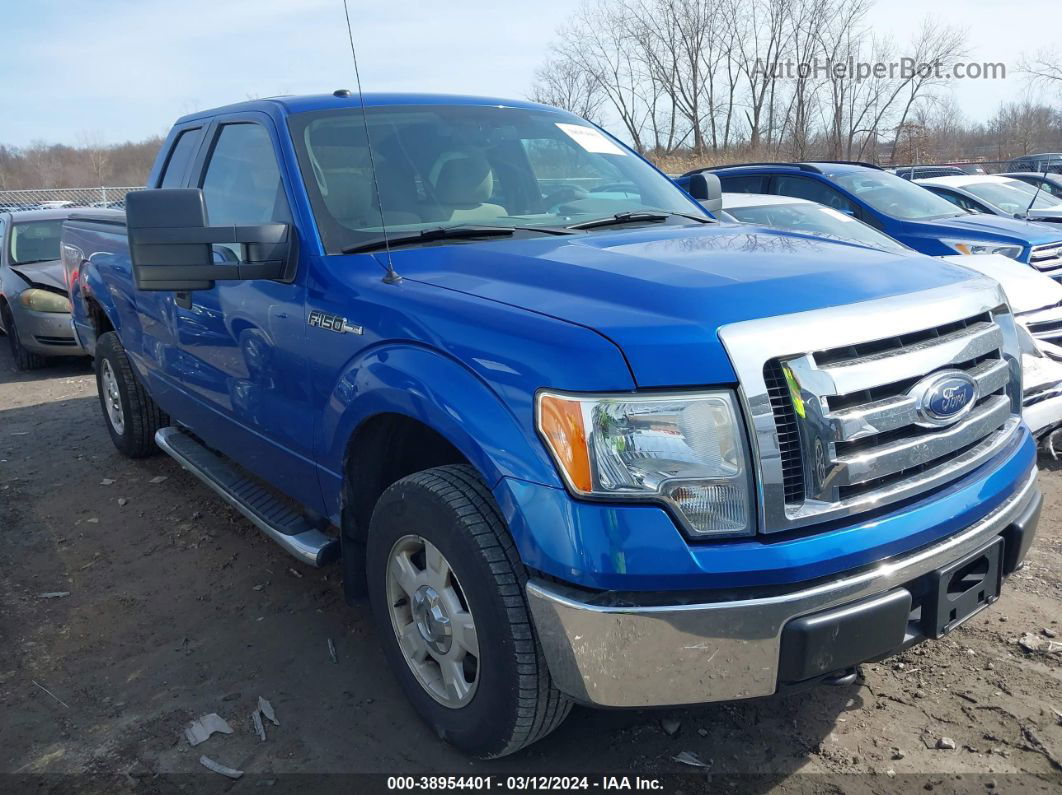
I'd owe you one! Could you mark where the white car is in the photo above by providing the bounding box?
[717,192,1062,439]
[916,175,1062,225]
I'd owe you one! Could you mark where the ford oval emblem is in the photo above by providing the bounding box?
[908,370,979,428]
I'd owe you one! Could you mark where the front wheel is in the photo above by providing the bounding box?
[94,331,169,458]
[366,465,571,757]
[1,303,48,371]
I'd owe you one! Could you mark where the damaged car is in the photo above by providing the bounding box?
[0,209,86,369]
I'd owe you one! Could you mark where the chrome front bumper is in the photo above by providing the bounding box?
[526,467,1040,708]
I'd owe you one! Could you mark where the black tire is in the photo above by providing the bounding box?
[366,464,571,757]
[94,331,169,458]
[1,303,48,371]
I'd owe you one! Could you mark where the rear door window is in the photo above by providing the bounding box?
[719,174,767,194]
[773,175,859,215]
[928,187,984,213]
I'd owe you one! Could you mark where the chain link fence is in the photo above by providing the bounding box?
[888,157,1062,178]
[0,186,143,213]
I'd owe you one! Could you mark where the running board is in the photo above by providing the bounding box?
[154,427,339,567]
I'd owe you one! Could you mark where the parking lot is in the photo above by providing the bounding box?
[1,345,1060,790]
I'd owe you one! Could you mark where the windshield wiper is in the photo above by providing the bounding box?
[342,224,575,254]
[567,210,715,231]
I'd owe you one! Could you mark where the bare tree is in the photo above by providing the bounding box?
[884,20,967,161]
[527,0,1053,170]
[816,0,873,158]
[730,0,792,149]
[628,0,723,153]
[555,2,655,151]
[1021,50,1062,93]
[77,131,111,186]
[530,55,607,123]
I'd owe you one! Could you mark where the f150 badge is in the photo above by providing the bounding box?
[307,310,363,335]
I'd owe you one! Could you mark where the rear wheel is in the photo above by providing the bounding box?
[94,331,169,458]
[1,303,48,371]
[366,464,571,757]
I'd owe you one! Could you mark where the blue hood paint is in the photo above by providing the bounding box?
[388,224,983,387]
[921,212,1062,243]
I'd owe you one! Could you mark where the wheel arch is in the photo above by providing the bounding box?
[327,343,564,599]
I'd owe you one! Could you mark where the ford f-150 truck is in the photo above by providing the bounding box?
[62,93,1042,758]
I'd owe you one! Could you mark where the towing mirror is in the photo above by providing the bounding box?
[125,188,293,291]
[685,173,722,214]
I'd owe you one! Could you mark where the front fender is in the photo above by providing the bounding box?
[317,342,568,518]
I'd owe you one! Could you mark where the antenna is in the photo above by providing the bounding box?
[1022,165,1050,221]
[342,0,400,284]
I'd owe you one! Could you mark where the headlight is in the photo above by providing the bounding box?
[536,390,754,538]
[19,288,71,313]
[941,239,1023,259]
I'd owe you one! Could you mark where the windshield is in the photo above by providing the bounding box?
[9,220,63,265]
[833,170,962,220]
[723,201,909,254]
[288,105,707,253]
[963,179,1062,213]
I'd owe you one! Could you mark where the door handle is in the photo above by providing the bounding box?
[175,291,192,309]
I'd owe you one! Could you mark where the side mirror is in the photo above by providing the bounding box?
[126,188,293,292]
[685,173,722,214]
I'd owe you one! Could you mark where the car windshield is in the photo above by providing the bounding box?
[963,179,1062,214]
[833,170,963,220]
[288,105,708,253]
[723,201,909,254]
[9,220,64,265]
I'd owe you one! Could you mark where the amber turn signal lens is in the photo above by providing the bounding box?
[537,395,592,493]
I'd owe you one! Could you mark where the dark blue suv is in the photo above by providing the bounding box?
[675,162,1062,278]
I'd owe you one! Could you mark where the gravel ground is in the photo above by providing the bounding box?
[1,344,1061,793]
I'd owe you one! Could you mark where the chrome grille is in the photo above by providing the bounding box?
[1029,242,1062,277]
[763,360,804,504]
[718,281,1022,534]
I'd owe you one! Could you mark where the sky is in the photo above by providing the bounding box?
[0,0,1055,147]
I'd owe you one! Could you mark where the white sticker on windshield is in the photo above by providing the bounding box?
[820,207,855,222]
[555,123,627,156]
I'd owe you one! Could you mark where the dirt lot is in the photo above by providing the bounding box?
[1,344,1061,793]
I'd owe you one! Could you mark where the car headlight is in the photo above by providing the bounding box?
[941,239,1023,259]
[19,288,71,313]
[536,390,754,538]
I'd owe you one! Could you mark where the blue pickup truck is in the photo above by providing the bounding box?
[675,162,1062,279]
[62,94,1041,757]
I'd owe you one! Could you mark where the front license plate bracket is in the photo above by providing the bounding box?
[923,536,1003,639]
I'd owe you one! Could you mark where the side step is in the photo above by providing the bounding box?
[154,427,339,567]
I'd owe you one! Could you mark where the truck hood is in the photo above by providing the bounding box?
[920,213,1062,245]
[390,224,985,387]
[9,258,66,291]
[939,253,1062,314]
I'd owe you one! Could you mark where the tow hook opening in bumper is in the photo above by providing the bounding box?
[526,468,1041,709]
[823,668,859,687]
